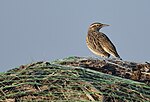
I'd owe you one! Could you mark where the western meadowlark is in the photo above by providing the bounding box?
[86,22,121,59]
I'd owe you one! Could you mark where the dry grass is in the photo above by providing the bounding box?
[0,56,150,101]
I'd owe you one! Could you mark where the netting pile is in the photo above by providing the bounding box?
[0,57,150,101]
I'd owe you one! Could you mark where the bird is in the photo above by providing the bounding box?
[86,22,121,60]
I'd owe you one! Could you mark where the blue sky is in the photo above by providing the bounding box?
[0,0,150,72]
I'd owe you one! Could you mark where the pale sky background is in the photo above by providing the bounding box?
[0,0,150,72]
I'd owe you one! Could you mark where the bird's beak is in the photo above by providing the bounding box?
[102,24,110,27]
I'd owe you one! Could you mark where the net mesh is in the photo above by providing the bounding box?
[0,57,150,101]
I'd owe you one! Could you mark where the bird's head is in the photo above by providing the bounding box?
[88,22,109,31]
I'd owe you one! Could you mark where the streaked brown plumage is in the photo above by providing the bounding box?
[86,22,121,59]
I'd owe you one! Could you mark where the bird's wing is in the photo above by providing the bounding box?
[97,32,120,58]
[87,31,110,56]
